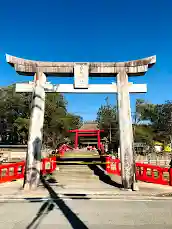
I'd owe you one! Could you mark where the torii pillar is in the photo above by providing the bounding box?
[25,72,46,189]
[115,58,156,190]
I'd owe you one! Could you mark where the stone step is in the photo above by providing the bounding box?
[57,174,98,179]
[55,185,115,190]
[56,176,99,180]
[56,174,100,178]
[56,169,96,173]
[58,167,92,169]
[57,174,95,177]
[58,168,94,171]
[57,174,94,177]
[52,162,116,193]
[58,165,93,167]
[57,174,98,177]
[58,170,93,172]
[60,185,114,189]
[57,179,109,183]
[62,155,100,158]
[59,167,93,172]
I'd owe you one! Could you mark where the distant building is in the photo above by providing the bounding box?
[79,121,98,130]
[78,122,100,147]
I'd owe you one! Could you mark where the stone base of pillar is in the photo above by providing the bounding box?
[120,188,132,191]
[132,182,139,191]
[23,182,39,191]
[22,183,31,191]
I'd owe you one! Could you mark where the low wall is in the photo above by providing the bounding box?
[136,153,171,167]
[106,156,172,186]
[0,146,50,161]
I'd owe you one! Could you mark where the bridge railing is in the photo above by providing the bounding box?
[0,156,56,183]
[106,156,172,186]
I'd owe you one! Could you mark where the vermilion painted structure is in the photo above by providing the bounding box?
[1,156,172,187]
[68,129,104,149]
[0,157,56,183]
[106,156,172,186]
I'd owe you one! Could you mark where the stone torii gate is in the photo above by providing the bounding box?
[6,54,156,190]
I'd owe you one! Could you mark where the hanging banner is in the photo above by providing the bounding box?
[74,63,89,89]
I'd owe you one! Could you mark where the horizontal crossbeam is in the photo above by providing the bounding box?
[6,54,156,76]
[69,130,103,133]
[15,83,147,93]
[78,133,98,137]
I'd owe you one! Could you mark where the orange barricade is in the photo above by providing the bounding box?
[0,156,56,183]
[105,156,172,186]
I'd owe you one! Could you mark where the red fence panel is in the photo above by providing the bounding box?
[105,156,111,173]
[106,157,121,175]
[105,156,172,186]
[0,156,56,184]
[58,144,73,157]
[0,161,25,183]
[41,156,57,175]
[135,162,170,185]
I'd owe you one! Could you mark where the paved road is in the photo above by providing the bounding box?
[0,199,172,229]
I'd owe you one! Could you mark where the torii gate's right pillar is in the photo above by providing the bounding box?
[117,70,135,190]
[115,57,156,190]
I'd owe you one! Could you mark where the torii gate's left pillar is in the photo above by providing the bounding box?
[23,72,46,190]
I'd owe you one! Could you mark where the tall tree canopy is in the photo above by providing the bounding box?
[0,85,83,147]
[96,98,172,147]
[136,100,172,143]
[132,99,172,144]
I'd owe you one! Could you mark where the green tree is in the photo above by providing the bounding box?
[133,99,155,144]
[152,101,172,143]
[133,99,172,144]
[0,85,83,147]
[96,100,118,144]
[0,85,31,143]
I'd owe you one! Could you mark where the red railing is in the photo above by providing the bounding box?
[0,156,56,183]
[58,144,73,156]
[106,156,172,186]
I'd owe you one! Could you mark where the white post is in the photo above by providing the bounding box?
[23,72,46,190]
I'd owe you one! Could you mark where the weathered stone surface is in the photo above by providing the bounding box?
[6,54,156,76]
[117,71,134,190]
[23,72,46,190]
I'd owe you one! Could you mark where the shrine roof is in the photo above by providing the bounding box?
[79,122,98,130]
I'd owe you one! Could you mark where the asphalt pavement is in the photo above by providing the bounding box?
[0,199,172,229]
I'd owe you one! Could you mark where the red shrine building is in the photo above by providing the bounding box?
[69,122,104,150]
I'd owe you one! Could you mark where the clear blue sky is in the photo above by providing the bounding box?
[0,0,171,121]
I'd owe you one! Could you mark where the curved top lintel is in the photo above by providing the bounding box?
[5,54,156,68]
